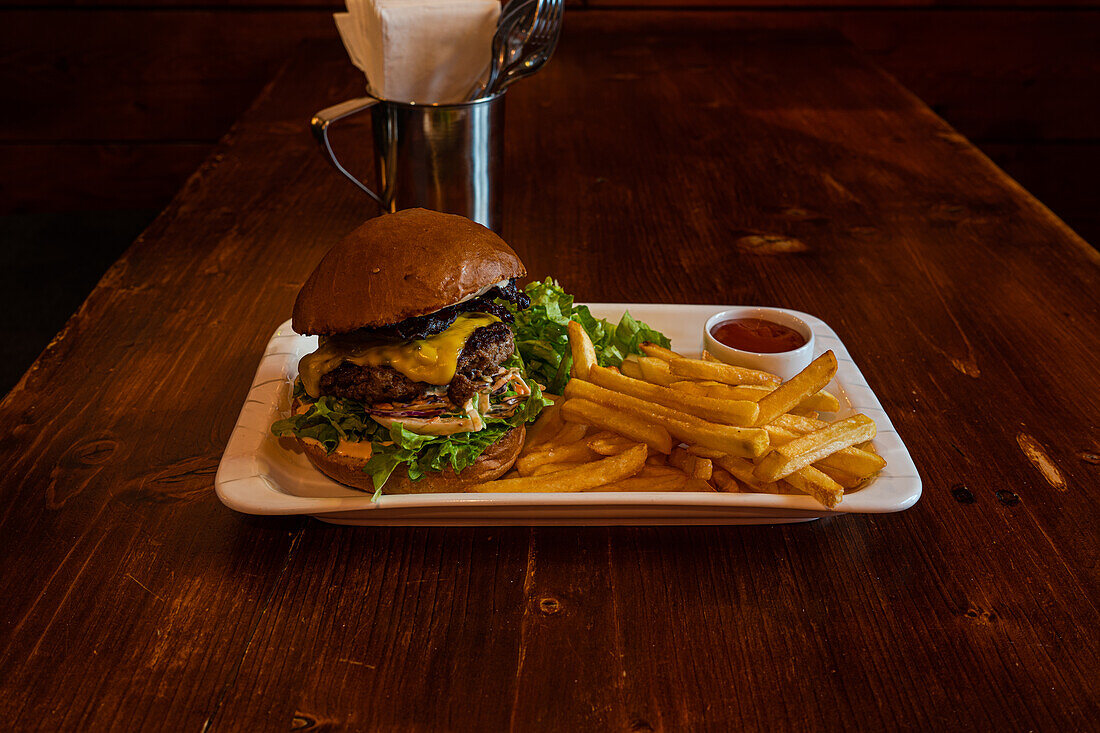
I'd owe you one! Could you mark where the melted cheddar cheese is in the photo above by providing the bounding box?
[298,313,500,398]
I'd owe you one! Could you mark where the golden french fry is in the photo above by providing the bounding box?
[715,455,780,493]
[522,402,565,449]
[771,413,827,432]
[567,320,599,379]
[620,358,644,380]
[639,342,684,361]
[561,398,673,454]
[530,462,589,477]
[587,435,640,456]
[669,447,713,480]
[672,382,840,413]
[788,408,820,419]
[782,466,844,508]
[646,453,668,466]
[473,444,648,493]
[754,351,838,426]
[551,422,588,445]
[711,467,738,492]
[516,442,598,475]
[754,414,877,482]
[816,465,865,490]
[701,350,720,362]
[589,365,758,426]
[685,478,717,492]
[639,465,684,477]
[637,357,679,387]
[599,474,687,492]
[564,379,769,458]
[816,450,886,479]
[765,424,886,477]
[668,357,781,387]
[685,444,725,459]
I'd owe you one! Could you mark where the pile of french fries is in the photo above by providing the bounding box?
[472,322,886,508]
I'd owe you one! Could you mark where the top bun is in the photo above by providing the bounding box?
[293,208,526,335]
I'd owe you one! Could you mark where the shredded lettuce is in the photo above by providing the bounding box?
[509,277,672,393]
[272,369,551,500]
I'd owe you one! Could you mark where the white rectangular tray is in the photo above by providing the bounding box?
[215,305,921,525]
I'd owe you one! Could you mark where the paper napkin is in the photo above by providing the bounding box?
[336,0,500,104]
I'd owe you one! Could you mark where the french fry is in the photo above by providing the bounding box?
[530,462,588,477]
[715,455,781,493]
[561,398,673,454]
[620,355,644,380]
[685,478,717,492]
[638,465,683,477]
[685,444,725,459]
[639,342,684,361]
[764,421,885,479]
[599,474,687,492]
[789,408,820,419]
[516,442,598,475]
[753,351,838,426]
[816,465,865,490]
[588,365,758,426]
[711,467,738,492]
[637,357,679,387]
[782,466,844,508]
[522,402,564,449]
[771,413,828,433]
[672,381,840,413]
[564,379,769,458]
[567,320,599,379]
[646,453,668,466]
[669,447,713,480]
[668,357,781,387]
[473,444,648,493]
[754,414,877,482]
[701,350,720,362]
[587,434,640,456]
[815,450,886,480]
[549,422,588,446]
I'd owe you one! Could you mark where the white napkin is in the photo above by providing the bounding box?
[336,0,500,104]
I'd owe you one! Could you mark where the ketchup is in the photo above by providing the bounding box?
[710,317,806,353]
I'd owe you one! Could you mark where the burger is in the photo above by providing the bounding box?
[271,208,549,495]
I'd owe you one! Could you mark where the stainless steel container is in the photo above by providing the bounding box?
[311,94,505,231]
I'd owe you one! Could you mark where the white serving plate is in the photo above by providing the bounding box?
[215,305,921,525]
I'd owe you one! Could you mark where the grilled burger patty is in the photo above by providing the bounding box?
[318,321,515,406]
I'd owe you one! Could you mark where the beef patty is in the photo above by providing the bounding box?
[319,321,515,407]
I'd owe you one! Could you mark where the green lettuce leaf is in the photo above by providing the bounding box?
[508,277,672,392]
[272,371,551,500]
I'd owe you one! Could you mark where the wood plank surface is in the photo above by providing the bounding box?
[0,14,1098,730]
[5,7,1099,247]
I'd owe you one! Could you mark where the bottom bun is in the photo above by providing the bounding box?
[299,426,525,494]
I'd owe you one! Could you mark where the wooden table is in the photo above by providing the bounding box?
[2,13,1097,730]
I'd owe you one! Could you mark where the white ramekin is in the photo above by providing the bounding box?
[702,307,815,382]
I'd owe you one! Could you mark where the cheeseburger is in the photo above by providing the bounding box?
[272,208,548,494]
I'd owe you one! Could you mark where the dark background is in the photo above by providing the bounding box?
[1,0,1098,394]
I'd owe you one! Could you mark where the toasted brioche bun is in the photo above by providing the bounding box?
[298,426,524,494]
[293,208,526,336]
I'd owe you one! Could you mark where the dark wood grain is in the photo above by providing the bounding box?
[5,7,1100,248]
[1,14,1098,729]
